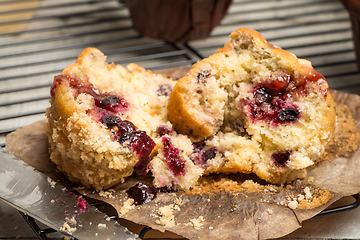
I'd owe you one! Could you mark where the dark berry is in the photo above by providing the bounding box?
[162,137,186,176]
[202,147,218,161]
[155,125,173,137]
[193,141,205,150]
[101,115,120,128]
[119,131,155,155]
[277,107,299,122]
[126,182,157,205]
[233,120,247,136]
[271,150,292,167]
[95,95,128,112]
[157,186,176,193]
[117,120,137,135]
[115,121,155,176]
[157,84,172,96]
[243,73,301,125]
[134,156,151,176]
[254,87,270,104]
[196,69,211,83]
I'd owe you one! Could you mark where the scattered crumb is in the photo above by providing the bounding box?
[267,209,273,215]
[155,205,175,228]
[287,200,299,210]
[308,176,314,183]
[119,198,135,216]
[209,226,213,230]
[47,177,56,188]
[65,216,77,225]
[189,216,205,229]
[51,199,55,203]
[97,223,107,230]
[60,223,76,234]
[98,190,115,199]
[173,204,181,211]
[304,186,312,199]
[174,197,182,205]
[297,194,305,201]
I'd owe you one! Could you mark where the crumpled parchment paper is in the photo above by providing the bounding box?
[5,88,360,240]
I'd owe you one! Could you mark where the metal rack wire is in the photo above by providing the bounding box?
[1,0,360,239]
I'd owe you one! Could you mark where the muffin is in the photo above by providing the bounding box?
[168,28,337,184]
[46,47,203,190]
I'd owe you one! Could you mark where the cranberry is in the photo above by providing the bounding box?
[157,84,172,96]
[271,150,292,167]
[190,141,220,166]
[244,73,302,125]
[101,115,120,128]
[77,196,87,211]
[51,75,98,98]
[202,147,218,161]
[118,130,155,176]
[277,107,299,122]
[162,137,186,176]
[134,156,151,176]
[155,125,173,137]
[94,95,128,113]
[254,87,271,103]
[126,182,157,205]
[193,141,205,150]
[117,120,137,135]
[157,186,176,193]
[118,131,153,153]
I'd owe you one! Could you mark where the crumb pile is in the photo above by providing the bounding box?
[168,28,336,184]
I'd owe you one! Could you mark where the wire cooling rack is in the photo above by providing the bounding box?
[1,0,360,239]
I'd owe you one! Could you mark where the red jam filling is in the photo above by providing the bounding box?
[51,75,155,176]
[162,137,186,176]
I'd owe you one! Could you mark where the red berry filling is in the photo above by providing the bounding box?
[242,71,327,125]
[162,137,186,176]
[102,116,155,176]
[126,182,176,205]
[243,73,300,125]
[126,182,157,205]
[156,84,172,96]
[101,115,121,128]
[77,196,87,211]
[52,75,155,176]
[155,125,174,137]
[94,95,128,113]
[271,150,292,167]
[190,142,221,166]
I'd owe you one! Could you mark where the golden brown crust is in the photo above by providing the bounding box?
[168,28,337,184]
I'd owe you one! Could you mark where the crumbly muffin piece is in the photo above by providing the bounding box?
[168,28,336,184]
[46,48,203,190]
